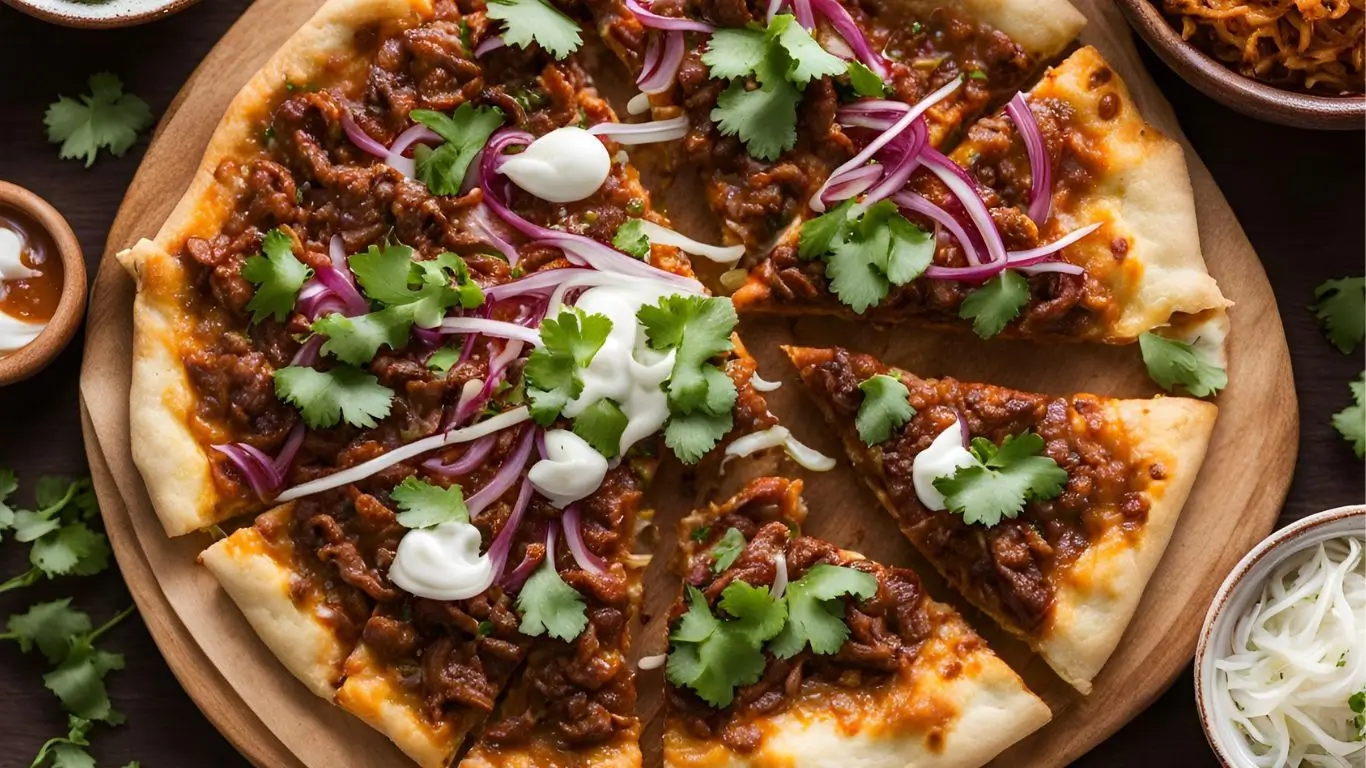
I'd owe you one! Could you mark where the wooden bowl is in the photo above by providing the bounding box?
[1115,0,1365,130]
[0,0,200,28]
[0,182,87,386]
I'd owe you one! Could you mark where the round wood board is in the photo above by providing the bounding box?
[79,0,1298,765]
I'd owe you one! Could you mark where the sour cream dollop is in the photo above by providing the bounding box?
[499,127,611,203]
[388,521,493,601]
[529,429,609,508]
[911,420,976,511]
[0,227,47,355]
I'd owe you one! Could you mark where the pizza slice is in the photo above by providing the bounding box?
[732,46,1231,357]
[661,475,1051,767]
[784,345,1217,692]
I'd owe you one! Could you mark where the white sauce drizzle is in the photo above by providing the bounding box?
[911,420,976,511]
[1214,536,1366,767]
[750,373,782,392]
[499,127,611,203]
[528,429,608,508]
[0,227,46,356]
[389,520,495,601]
[721,426,836,473]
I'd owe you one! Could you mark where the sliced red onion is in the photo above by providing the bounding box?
[770,551,789,599]
[468,203,521,264]
[475,34,506,57]
[1017,261,1085,276]
[500,525,546,592]
[636,220,745,264]
[341,113,390,158]
[891,190,983,267]
[561,503,608,575]
[273,422,306,475]
[861,118,927,206]
[819,164,881,207]
[290,335,324,367]
[384,124,442,178]
[922,147,1006,267]
[480,477,538,595]
[765,0,786,22]
[791,0,815,27]
[314,262,369,317]
[1006,222,1101,268]
[638,31,686,95]
[624,0,715,32]
[482,267,602,303]
[277,406,532,501]
[836,100,911,130]
[438,317,543,346]
[454,340,526,425]
[810,0,887,78]
[467,425,536,518]
[211,443,278,501]
[422,433,497,476]
[782,435,835,471]
[1005,93,1051,225]
[812,76,963,212]
[587,116,689,145]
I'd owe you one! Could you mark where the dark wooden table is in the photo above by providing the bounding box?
[0,1,1360,765]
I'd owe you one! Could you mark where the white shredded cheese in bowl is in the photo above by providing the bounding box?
[1213,535,1366,767]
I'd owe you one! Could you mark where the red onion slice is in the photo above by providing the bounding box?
[500,523,547,592]
[341,113,390,158]
[422,433,496,476]
[211,444,278,501]
[384,124,442,178]
[625,0,715,32]
[467,203,521,264]
[290,335,324,367]
[810,0,887,78]
[479,477,537,595]
[475,34,506,57]
[765,0,786,23]
[891,190,983,267]
[1005,93,1052,225]
[454,339,526,425]
[637,31,686,95]
[812,76,963,212]
[272,423,307,475]
[467,425,537,518]
[587,115,689,145]
[561,503,608,575]
[957,414,970,448]
[438,317,543,346]
[861,118,927,206]
[791,0,815,27]
[482,267,601,303]
[818,163,882,207]
[922,148,1007,267]
[1017,261,1085,276]
[1005,222,1101,267]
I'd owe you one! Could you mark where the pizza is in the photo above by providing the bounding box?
[784,345,1217,692]
[661,475,1051,767]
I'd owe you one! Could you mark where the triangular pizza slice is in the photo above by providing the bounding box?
[784,345,1217,691]
[661,475,1050,767]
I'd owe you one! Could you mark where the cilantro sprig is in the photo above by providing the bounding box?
[273,364,394,430]
[411,104,505,196]
[486,0,583,59]
[517,554,589,642]
[855,374,914,445]
[639,295,741,463]
[240,229,312,325]
[704,15,845,161]
[933,431,1068,527]
[1333,372,1365,459]
[391,477,470,528]
[45,73,153,167]
[524,308,613,425]
[1138,332,1228,398]
[708,527,745,574]
[959,270,1030,339]
[1311,277,1364,354]
[798,199,934,314]
[0,473,108,592]
[769,564,877,658]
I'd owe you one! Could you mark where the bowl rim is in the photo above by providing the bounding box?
[1114,0,1365,130]
[1193,504,1366,767]
[0,181,88,386]
[0,0,201,29]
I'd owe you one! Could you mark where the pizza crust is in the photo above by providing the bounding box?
[198,504,353,699]
[334,645,462,768]
[888,0,1084,59]
[1038,396,1217,692]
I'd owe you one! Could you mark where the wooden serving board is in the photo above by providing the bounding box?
[79,0,1298,765]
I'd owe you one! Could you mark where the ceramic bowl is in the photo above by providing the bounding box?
[1114,0,1364,130]
[0,0,200,28]
[1194,504,1366,766]
[0,182,87,386]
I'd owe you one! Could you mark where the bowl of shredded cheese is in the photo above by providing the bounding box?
[1196,505,1366,767]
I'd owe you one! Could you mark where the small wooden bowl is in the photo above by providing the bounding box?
[0,0,200,28]
[0,182,87,386]
[1115,0,1365,130]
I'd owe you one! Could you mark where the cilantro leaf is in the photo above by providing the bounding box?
[702,27,770,80]
[30,716,95,768]
[427,346,462,374]
[1138,332,1228,398]
[805,201,932,313]
[770,564,878,658]
[665,408,734,464]
[799,199,856,261]
[391,477,469,528]
[712,77,801,163]
[769,15,845,84]
[826,236,888,315]
[45,73,153,167]
[856,374,914,445]
[572,399,629,458]
[959,270,1029,338]
[666,583,785,708]
[1333,372,1365,459]
[274,365,394,429]
[31,524,110,579]
[311,307,414,366]
[881,212,934,284]
[1312,277,1364,354]
[240,229,312,325]
[44,637,125,724]
[486,0,582,59]
[0,468,17,535]
[5,599,92,664]
[348,242,417,306]
[934,431,1068,527]
[517,558,589,641]
[411,104,505,196]
[524,310,613,425]
[639,295,737,412]
[612,219,650,260]
[847,61,886,96]
[709,527,746,574]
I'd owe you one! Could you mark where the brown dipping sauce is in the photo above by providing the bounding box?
[0,205,63,324]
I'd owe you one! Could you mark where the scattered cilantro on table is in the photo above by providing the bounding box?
[1332,372,1365,459]
[798,199,934,314]
[708,527,746,574]
[0,474,108,592]
[933,431,1068,527]
[769,564,878,658]
[856,374,914,445]
[486,0,583,59]
[45,73,153,167]
[240,229,312,325]
[273,364,394,429]
[612,219,650,260]
[524,308,614,425]
[639,295,740,463]
[1138,332,1228,398]
[518,555,589,641]
[959,270,1030,339]
[1311,276,1364,354]
[391,477,470,528]
[703,14,845,161]
[411,104,505,196]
